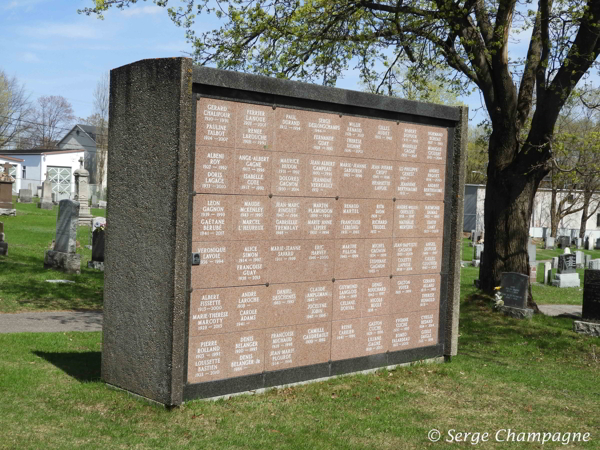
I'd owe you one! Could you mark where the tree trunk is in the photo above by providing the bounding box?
[550,188,558,237]
[479,137,545,311]
[579,193,590,239]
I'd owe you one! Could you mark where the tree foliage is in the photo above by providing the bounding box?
[28,96,75,148]
[0,70,32,151]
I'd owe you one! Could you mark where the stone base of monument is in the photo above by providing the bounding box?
[44,250,81,274]
[0,208,16,216]
[38,200,53,210]
[78,214,93,227]
[87,260,104,271]
[498,305,534,319]
[472,259,480,267]
[552,273,581,288]
[0,242,7,256]
[573,320,600,337]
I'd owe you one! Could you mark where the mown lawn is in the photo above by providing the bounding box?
[0,266,598,449]
[0,197,105,312]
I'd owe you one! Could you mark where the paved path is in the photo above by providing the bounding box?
[538,304,581,318]
[0,310,103,333]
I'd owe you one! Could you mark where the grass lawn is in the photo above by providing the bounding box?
[0,266,598,449]
[0,197,105,313]
[535,244,600,261]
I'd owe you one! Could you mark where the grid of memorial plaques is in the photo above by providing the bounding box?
[188,98,447,384]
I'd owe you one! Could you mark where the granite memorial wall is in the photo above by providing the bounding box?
[103,58,467,406]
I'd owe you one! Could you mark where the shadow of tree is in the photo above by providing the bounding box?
[34,351,101,382]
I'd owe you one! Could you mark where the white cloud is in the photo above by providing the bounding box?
[20,52,42,63]
[2,0,46,12]
[121,5,163,17]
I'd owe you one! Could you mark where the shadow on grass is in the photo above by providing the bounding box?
[34,351,101,382]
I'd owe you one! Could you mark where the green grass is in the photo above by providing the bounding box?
[0,197,105,312]
[0,266,598,449]
[535,244,600,261]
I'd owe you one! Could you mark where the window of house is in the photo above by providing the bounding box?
[22,166,26,179]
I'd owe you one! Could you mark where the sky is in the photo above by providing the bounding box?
[0,0,542,128]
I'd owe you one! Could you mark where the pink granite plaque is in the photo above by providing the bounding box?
[307,157,339,197]
[236,103,274,150]
[396,123,420,161]
[392,238,442,275]
[197,99,237,148]
[397,124,448,164]
[388,314,417,351]
[305,199,337,239]
[188,334,228,383]
[268,241,305,284]
[231,241,269,286]
[391,274,441,314]
[301,281,333,323]
[393,201,444,238]
[195,147,235,194]
[228,330,265,377]
[274,108,309,153]
[365,161,395,199]
[331,319,362,360]
[296,322,331,366]
[422,126,447,164]
[306,112,342,156]
[363,118,397,160]
[304,240,335,282]
[234,150,272,194]
[341,117,366,157]
[266,283,303,328]
[338,158,370,198]
[192,195,232,242]
[231,196,270,241]
[271,153,307,196]
[333,279,364,321]
[272,198,304,240]
[366,200,393,238]
[336,200,366,238]
[416,310,439,347]
[395,162,445,201]
[423,165,445,200]
[265,326,298,370]
[365,239,392,277]
[362,278,391,317]
[361,317,388,355]
[334,239,366,279]
[191,242,232,289]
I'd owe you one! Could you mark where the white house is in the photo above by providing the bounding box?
[464,183,600,243]
[0,149,84,200]
[0,155,24,192]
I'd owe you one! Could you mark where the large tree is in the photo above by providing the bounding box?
[0,69,32,150]
[83,0,600,299]
[29,95,75,148]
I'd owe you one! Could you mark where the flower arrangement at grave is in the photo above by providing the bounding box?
[494,286,504,309]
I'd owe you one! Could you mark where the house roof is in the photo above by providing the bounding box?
[56,124,98,147]
[0,155,25,162]
[0,148,84,156]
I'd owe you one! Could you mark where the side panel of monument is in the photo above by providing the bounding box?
[103,58,467,406]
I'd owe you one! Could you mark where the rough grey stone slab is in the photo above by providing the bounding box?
[528,242,536,263]
[87,260,104,271]
[0,242,7,255]
[0,208,15,216]
[544,261,552,285]
[582,269,600,321]
[573,320,600,337]
[552,257,559,269]
[18,189,32,203]
[538,304,581,318]
[589,259,600,270]
[498,305,534,319]
[43,250,81,274]
[54,200,79,253]
[552,272,581,288]
[38,200,53,210]
[545,237,555,249]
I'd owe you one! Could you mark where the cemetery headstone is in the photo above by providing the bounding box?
[74,158,92,226]
[545,236,555,250]
[36,186,42,198]
[0,221,6,256]
[43,200,81,274]
[552,257,559,269]
[573,270,600,336]
[529,265,537,284]
[589,259,600,270]
[552,253,580,288]
[98,200,107,209]
[92,216,106,233]
[498,272,532,319]
[596,238,600,250]
[584,254,591,268]
[38,173,53,210]
[558,236,570,249]
[18,189,32,204]
[0,162,16,216]
[576,238,583,249]
[87,227,105,271]
[576,251,584,268]
[585,237,590,250]
[101,57,467,406]
[544,261,552,285]
[473,244,484,267]
[527,242,536,264]
[51,193,57,204]
[91,194,99,208]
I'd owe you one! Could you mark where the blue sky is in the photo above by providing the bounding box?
[0,0,539,125]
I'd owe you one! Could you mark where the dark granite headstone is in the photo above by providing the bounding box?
[558,236,570,249]
[500,272,528,309]
[557,254,576,274]
[582,270,600,321]
[0,221,6,255]
[527,242,536,263]
[91,229,105,262]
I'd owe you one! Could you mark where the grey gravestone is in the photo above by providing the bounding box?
[38,174,53,210]
[585,237,590,250]
[98,200,107,209]
[576,238,583,249]
[576,251,584,268]
[91,229,104,262]
[589,259,600,270]
[54,200,79,253]
[74,158,92,226]
[473,244,484,260]
[470,230,476,241]
[91,194,98,208]
[557,254,576,274]
[585,254,591,268]
[552,257,559,269]
[528,242,536,263]
[596,239,600,250]
[558,236,570,249]
[500,272,528,309]
[544,261,552,285]
[18,189,32,203]
[582,270,600,321]
[44,200,81,274]
[545,236,555,249]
